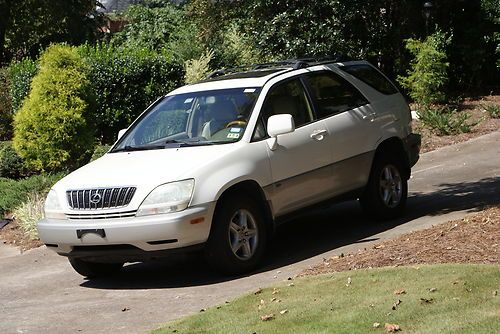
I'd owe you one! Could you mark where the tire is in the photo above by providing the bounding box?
[360,153,408,220]
[205,195,267,275]
[68,258,123,278]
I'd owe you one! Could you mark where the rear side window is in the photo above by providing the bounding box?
[340,64,398,95]
[304,72,368,119]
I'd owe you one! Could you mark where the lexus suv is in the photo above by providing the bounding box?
[38,58,421,277]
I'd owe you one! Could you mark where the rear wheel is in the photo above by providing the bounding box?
[360,153,408,220]
[68,258,123,278]
[205,195,267,275]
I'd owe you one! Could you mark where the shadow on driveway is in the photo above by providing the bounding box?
[80,177,500,290]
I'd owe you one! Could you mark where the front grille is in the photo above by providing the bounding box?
[66,187,136,210]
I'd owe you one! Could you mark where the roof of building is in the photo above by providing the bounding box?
[98,0,138,13]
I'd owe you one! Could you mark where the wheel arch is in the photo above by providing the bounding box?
[213,180,274,235]
[374,137,411,179]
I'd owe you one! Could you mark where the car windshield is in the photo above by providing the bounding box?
[112,87,261,152]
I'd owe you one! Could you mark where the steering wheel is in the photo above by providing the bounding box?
[225,120,247,128]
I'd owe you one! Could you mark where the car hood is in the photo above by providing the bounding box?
[54,144,239,192]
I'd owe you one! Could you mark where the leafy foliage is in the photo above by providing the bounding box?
[7,57,37,113]
[78,44,184,143]
[90,144,111,162]
[12,192,44,240]
[13,44,95,172]
[0,173,63,215]
[111,1,203,62]
[186,0,253,68]
[417,106,478,136]
[0,0,104,64]
[399,31,450,106]
[0,68,12,140]
[220,23,267,67]
[184,50,213,84]
[0,141,27,179]
[236,1,424,75]
[481,103,500,118]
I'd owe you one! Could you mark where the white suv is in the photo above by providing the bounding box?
[38,59,421,277]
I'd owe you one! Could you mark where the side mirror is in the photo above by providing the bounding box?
[266,114,295,150]
[267,114,295,137]
[117,128,127,140]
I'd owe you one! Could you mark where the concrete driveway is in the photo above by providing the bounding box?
[1,131,499,334]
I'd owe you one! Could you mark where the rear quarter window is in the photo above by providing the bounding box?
[340,64,398,95]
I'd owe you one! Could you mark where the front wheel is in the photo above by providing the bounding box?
[68,258,123,278]
[360,154,408,220]
[205,195,267,275]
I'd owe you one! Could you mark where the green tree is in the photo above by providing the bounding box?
[398,31,450,106]
[0,0,104,64]
[223,0,496,90]
[111,1,202,62]
[13,44,95,172]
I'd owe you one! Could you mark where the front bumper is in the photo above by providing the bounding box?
[38,203,215,262]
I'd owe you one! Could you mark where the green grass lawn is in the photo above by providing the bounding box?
[152,264,499,334]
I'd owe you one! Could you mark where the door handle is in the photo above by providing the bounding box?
[310,129,328,140]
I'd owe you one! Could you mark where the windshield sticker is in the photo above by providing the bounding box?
[229,127,242,133]
[244,88,256,93]
[184,98,193,103]
[227,133,240,139]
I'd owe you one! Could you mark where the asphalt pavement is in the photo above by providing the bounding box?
[1,131,499,334]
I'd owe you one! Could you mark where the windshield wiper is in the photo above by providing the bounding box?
[165,139,214,146]
[112,145,166,153]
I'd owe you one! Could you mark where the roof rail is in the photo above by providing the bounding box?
[205,54,351,80]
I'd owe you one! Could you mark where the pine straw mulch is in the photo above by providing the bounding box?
[0,219,42,251]
[414,95,500,153]
[301,205,500,276]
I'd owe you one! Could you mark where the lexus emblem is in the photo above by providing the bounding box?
[90,193,102,204]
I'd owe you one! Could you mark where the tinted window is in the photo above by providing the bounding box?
[252,78,314,141]
[304,72,368,118]
[262,78,314,128]
[340,64,398,95]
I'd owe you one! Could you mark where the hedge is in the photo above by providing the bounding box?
[78,45,184,143]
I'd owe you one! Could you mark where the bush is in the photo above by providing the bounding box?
[220,23,267,67]
[7,58,38,113]
[481,103,500,118]
[79,44,184,143]
[417,106,478,136]
[12,193,45,240]
[0,173,64,215]
[90,144,111,161]
[184,50,214,84]
[13,44,95,172]
[0,68,13,140]
[398,31,450,106]
[0,141,27,179]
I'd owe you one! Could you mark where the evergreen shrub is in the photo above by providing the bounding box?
[13,44,95,172]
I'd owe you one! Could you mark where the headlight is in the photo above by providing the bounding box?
[136,179,195,217]
[44,190,65,219]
